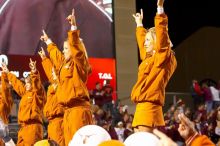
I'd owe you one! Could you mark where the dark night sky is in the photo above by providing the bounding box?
[136,0,220,48]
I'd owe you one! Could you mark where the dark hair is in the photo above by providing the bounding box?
[96,82,101,85]
[48,140,59,146]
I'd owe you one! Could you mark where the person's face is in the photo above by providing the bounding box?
[118,123,123,128]
[170,105,175,112]
[123,114,129,122]
[96,83,101,90]
[63,41,72,60]
[25,77,32,91]
[126,123,132,129]
[144,32,155,53]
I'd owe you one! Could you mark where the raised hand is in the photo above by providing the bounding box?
[157,0,164,7]
[1,62,9,73]
[38,47,46,60]
[40,30,49,43]
[66,8,76,26]
[29,58,37,73]
[132,9,143,26]
[178,113,197,140]
[153,129,178,146]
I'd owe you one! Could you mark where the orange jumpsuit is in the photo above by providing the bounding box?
[41,58,65,146]
[47,30,92,145]
[131,13,177,127]
[7,71,45,146]
[186,134,215,146]
[0,72,13,146]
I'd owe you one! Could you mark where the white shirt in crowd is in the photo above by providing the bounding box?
[210,86,220,101]
[114,127,125,142]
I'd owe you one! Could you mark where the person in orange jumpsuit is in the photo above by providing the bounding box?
[131,0,177,133]
[153,113,215,146]
[40,9,92,145]
[1,59,46,146]
[38,48,65,146]
[177,113,215,146]
[0,72,13,146]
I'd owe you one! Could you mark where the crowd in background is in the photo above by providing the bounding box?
[88,79,220,145]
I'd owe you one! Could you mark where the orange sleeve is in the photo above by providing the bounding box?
[136,26,147,61]
[68,30,91,81]
[30,71,45,100]
[47,43,64,71]
[41,57,54,83]
[154,13,172,67]
[0,72,13,124]
[7,72,26,97]
[190,135,215,146]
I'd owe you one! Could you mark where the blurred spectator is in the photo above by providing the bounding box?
[102,80,114,114]
[202,83,213,113]
[209,85,220,109]
[124,122,133,140]
[184,107,192,119]
[193,104,208,135]
[191,80,204,110]
[176,99,186,114]
[178,113,215,146]
[102,120,118,140]
[114,121,125,142]
[91,82,104,107]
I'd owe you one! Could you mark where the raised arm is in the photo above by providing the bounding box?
[1,63,25,97]
[133,9,147,60]
[0,72,13,124]
[178,113,215,146]
[29,59,45,95]
[155,0,170,51]
[38,48,54,83]
[40,30,64,70]
[67,9,92,78]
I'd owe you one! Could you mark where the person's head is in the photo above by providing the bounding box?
[126,122,132,129]
[63,40,72,60]
[24,76,32,91]
[144,27,156,55]
[174,109,181,123]
[197,104,205,111]
[123,113,129,123]
[185,107,192,118]
[202,83,208,88]
[96,82,101,90]
[192,79,198,84]
[63,38,88,61]
[117,121,124,128]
